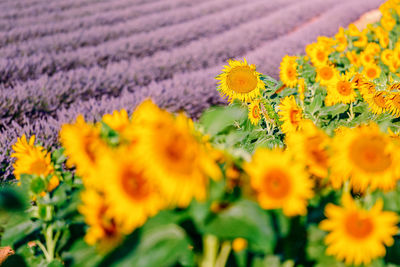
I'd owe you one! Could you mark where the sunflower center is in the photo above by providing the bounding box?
[336,81,352,96]
[306,136,328,168]
[252,106,260,119]
[366,68,377,78]
[121,168,150,201]
[348,135,392,173]
[316,50,325,62]
[289,109,301,125]
[345,212,374,239]
[262,168,291,199]
[227,66,258,93]
[373,93,387,108]
[161,131,196,174]
[84,137,97,164]
[320,66,333,80]
[30,159,49,175]
[286,67,297,81]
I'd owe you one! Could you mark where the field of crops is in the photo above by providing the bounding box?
[6,0,400,266]
[0,0,384,180]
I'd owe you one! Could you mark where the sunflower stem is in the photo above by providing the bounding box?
[201,235,219,267]
[215,241,232,267]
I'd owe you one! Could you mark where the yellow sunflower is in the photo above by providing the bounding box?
[278,95,303,134]
[248,100,262,125]
[244,148,314,216]
[315,64,339,86]
[326,72,357,105]
[132,100,221,208]
[96,147,165,233]
[307,43,330,67]
[59,115,107,183]
[320,195,398,266]
[387,92,400,117]
[216,58,264,103]
[12,146,54,180]
[79,188,123,252]
[364,91,389,115]
[360,51,375,66]
[286,120,330,179]
[279,55,298,88]
[381,49,394,66]
[362,63,382,80]
[365,42,381,55]
[330,123,400,191]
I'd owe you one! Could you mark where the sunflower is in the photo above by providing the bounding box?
[12,145,54,180]
[362,64,381,80]
[360,51,375,66]
[244,148,314,216]
[278,95,303,134]
[315,64,338,86]
[79,188,123,252]
[286,120,330,179]
[386,92,400,117]
[307,44,330,67]
[320,195,398,266]
[364,91,389,115]
[365,42,381,55]
[97,147,165,233]
[132,100,221,208]
[326,72,357,105]
[248,100,262,125]
[279,55,298,88]
[59,115,107,183]
[330,124,400,191]
[216,58,264,103]
[102,109,135,141]
[381,49,393,66]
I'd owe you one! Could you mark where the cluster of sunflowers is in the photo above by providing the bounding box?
[4,0,400,266]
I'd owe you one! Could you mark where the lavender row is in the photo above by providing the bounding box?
[0,0,109,21]
[0,0,340,124]
[0,0,188,48]
[0,0,246,53]
[0,0,294,84]
[0,0,193,32]
[0,0,157,18]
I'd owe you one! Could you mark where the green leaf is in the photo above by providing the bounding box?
[112,224,194,267]
[204,199,275,253]
[319,104,348,117]
[1,215,40,247]
[200,104,247,136]
[0,186,28,212]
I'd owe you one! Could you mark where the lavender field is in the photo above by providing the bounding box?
[0,0,384,179]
